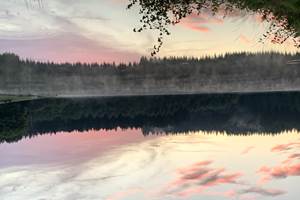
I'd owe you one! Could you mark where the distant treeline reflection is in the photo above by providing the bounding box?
[1,92,300,143]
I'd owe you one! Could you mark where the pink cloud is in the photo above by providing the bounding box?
[167,160,242,197]
[288,153,300,159]
[241,146,254,155]
[199,186,286,198]
[239,34,252,44]
[282,153,300,164]
[271,142,300,152]
[161,159,287,199]
[166,159,285,199]
[273,163,300,177]
[239,186,286,197]
[179,12,223,32]
[258,162,300,183]
[185,25,211,32]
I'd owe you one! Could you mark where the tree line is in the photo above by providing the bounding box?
[1,52,300,97]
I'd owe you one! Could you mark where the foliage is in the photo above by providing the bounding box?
[127,0,300,55]
[0,103,28,143]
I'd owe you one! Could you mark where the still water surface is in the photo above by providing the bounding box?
[1,128,300,200]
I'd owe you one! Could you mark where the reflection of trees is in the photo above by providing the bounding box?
[1,92,300,143]
[127,0,300,55]
[0,103,28,143]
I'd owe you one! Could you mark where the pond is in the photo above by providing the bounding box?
[1,93,300,200]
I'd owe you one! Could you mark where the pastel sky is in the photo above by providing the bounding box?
[0,0,299,63]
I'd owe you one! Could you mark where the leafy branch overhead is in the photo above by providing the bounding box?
[127,0,300,56]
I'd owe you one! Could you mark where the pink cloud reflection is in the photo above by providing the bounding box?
[241,146,254,155]
[271,142,300,152]
[0,128,147,167]
[259,162,300,181]
[166,160,242,197]
[258,141,300,183]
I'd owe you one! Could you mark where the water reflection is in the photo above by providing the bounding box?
[1,93,300,199]
[0,128,146,167]
[0,129,299,200]
[259,140,300,183]
[1,92,300,143]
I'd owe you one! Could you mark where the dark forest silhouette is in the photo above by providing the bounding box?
[2,51,299,70]
[1,92,300,143]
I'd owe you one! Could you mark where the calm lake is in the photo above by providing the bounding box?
[1,93,300,200]
[1,0,300,199]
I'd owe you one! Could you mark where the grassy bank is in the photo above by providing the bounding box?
[0,95,39,104]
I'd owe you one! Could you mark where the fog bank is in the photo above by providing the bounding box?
[0,53,300,96]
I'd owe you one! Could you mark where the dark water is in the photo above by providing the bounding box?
[1,93,300,200]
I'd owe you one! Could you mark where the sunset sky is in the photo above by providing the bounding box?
[0,0,299,63]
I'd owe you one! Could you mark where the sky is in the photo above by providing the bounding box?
[0,0,299,63]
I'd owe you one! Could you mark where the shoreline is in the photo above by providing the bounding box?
[2,89,300,104]
[0,95,40,104]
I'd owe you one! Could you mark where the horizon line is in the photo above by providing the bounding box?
[1,50,299,66]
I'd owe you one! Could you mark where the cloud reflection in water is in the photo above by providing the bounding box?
[0,130,299,200]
